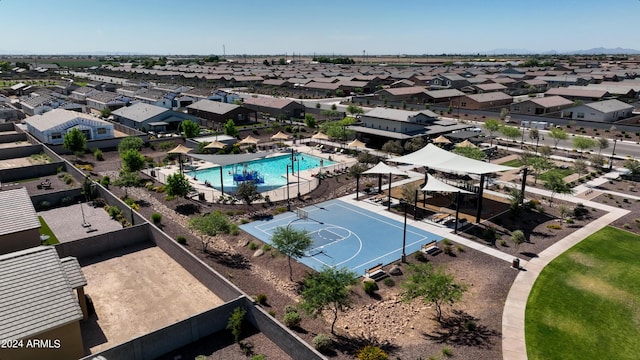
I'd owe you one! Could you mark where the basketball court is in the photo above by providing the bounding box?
[240,199,443,274]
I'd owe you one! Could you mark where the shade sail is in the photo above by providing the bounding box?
[311,132,330,140]
[238,135,260,145]
[393,144,514,175]
[455,139,477,148]
[432,135,451,144]
[204,140,227,149]
[421,173,473,194]
[271,131,290,141]
[167,144,192,154]
[347,139,367,149]
[362,161,408,176]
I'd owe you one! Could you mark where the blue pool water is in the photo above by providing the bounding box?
[189,153,335,192]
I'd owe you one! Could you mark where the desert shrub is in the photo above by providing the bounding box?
[443,245,454,255]
[274,207,287,214]
[383,277,395,287]
[313,333,332,352]
[164,195,176,201]
[414,251,427,262]
[268,310,276,317]
[363,281,378,295]
[248,242,258,250]
[624,223,631,229]
[284,305,298,314]
[60,196,73,206]
[93,148,103,161]
[357,345,388,360]
[464,319,477,331]
[456,245,465,253]
[151,212,162,224]
[100,176,110,187]
[230,224,240,236]
[226,210,235,216]
[176,236,187,245]
[92,197,106,207]
[155,185,166,193]
[107,206,122,219]
[499,239,507,246]
[262,244,272,251]
[441,239,453,246]
[482,226,498,243]
[255,293,268,305]
[442,346,453,357]
[226,307,246,343]
[251,355,266,360]
[283,311,301,328]
[547,223,562,230]
[573,203,589,218]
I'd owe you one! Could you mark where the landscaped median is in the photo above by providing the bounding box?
[526,226,640,359]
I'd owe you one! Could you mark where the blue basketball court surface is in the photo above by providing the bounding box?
[240,199,443,274]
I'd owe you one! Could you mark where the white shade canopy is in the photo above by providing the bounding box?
[238,135,260,145]
[455,139,477,148]
[393,144,514,175]
[311,132,330,140]
[362,161,408,176]
[271,131,290,141]
[432,135,451,144]
[421,173,473,194]
[167,144,192,154]
[347,139,367,149]
[204,140,227,149]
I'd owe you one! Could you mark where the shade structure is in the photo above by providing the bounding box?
[455,139,477,148]
[311,132,330,140]
[167,144,192,155]
[362,162,407,176]
[238,135,260,145]
[204,140,227,149]
[393,144,514,175]
[432,135,451,144]
[270,131,290,141]
[421,173,473,194]
[347,139,367,149]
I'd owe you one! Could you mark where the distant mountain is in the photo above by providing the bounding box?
[482,47,640,55]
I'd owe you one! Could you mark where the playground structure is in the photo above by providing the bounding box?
[231,163,264,185]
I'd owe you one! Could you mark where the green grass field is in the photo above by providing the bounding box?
[499,159,524,167]
[538,167,574,182]
[38,216,59,245]
[526,226,640,360]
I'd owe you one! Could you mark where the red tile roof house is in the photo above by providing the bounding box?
[510,96,574,115]
[451,92,513,110]
[241,97,305,120]
[544,87,610,102]
[374,86,429,103]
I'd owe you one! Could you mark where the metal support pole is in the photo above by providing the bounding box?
[297,158,300,198]
[387,172,392,210]
[414,189,418,219]
[454,191,461,234]
[219,166,224,196]
[378,174,382,194]
[475,174,485,224]
[291,148,295,175]
[609,139,617,171]
[286,165,291,211]
[520,167,528,205]
[356,173,360,200]
[402,201,407,263]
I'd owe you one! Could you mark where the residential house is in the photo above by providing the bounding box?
[25,108,114,144]
[429,73,471,90]
[544,88,610,102]
[134,89,173,109]
[186,99,255,127]
[424,89,465,104]
[348,107,469,147]
[70,86,99,104]
[86,91,128,112]
[112,103,187,132]
[451,92,513,110]
[19,95,62,116]
[0,246,87,360]
[510,79,549,96]
[241,97,305,120]
[0,188,41,255]
[374,86,429,103]
[510,96,574,115]
[470,83,508,94]
[561,99,634,122]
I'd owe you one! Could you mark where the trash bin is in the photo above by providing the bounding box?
[150,169,156,177]
[199,193,205,201]
[512,258,520,269]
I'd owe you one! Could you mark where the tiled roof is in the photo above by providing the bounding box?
[584,99,633,113]
[60,257,87,289]
[187,99,239,114]
[466,92,512,102]
[0,246,83,339]
[528,96,573,108]
[25,108,111,132]
[0,188,40,236]
[112,102,169,122]
[242,97,300,109]
[381,86,428,95]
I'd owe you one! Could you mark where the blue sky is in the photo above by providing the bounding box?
[2,0,639,55]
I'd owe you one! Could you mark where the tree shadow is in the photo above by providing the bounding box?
[422,310,499,348]
[175,203,201,215]
[519,252,539,258]
[333,332,399,356]
[206,250,251,269]
[531,230,552,238]
[137,199,152,208]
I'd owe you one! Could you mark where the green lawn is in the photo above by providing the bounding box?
[538,167,574,182]
[526,226,640,360]
[38,216,59,245]
[499,159,524,167]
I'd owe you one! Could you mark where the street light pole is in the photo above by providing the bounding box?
[296,158,300,199]
[286,165,291,211]
[401,200,407,263]
[609,138,618,171]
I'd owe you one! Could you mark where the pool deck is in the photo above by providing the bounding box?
[143,143,357,203]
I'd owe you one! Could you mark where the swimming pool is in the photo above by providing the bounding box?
[189,153,335,192]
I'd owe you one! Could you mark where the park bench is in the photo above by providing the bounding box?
[421,240,442,256]
[364,263,388,281]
